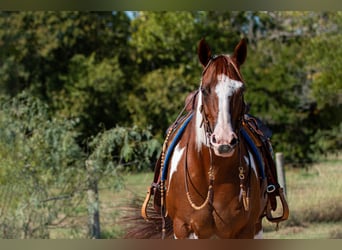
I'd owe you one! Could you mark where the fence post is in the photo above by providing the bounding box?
[275,152,287,196]
[86,160,101,239]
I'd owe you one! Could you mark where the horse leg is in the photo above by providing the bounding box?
[173,216,209,239]
[232,222,256,239]
[234,215,263,239]
[172,217,191,239]
[174,232,199,239]
[254,220,263,239]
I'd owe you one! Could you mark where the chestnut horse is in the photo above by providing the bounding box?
[160,38,267,239]
[126,38,288,239]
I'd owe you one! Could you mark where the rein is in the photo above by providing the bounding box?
[158,55,253,237]
[196,55,251,211]
[140,42,289,239]
[183,121,251,212]
[184,135,215,211]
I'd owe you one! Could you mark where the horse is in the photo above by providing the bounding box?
[125,38,288,239]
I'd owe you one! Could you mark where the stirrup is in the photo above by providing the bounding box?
[141,186,153,221]
[266,187,289,223]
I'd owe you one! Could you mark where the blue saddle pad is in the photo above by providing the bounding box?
[161,114,265,181]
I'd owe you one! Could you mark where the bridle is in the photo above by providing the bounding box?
[199,55,246,148]
[184,55,250,212]
[158,55,250,238]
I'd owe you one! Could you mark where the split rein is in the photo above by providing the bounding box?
[192,103,250,212]
[157,56,250,238]
[190,55,250,212]
[159,94,250,217]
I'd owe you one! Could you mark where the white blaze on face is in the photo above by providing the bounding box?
[214,74,243,140]
[195,74,243,151]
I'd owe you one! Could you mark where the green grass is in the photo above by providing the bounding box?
[116,156,342,239]
[263,156,342,239]
[96,172,154,238]
[48,156,341,239]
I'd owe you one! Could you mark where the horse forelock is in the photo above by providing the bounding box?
[202,55,243,85]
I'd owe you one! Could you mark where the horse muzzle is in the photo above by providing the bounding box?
[218,144,233,154]
[213,138,239,157]
[210,131,239,157]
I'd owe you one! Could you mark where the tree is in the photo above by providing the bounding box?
[55,53,127,141]
[241,11,341,164]
[127,11,340,164]
[126,11,244,137]
[0,92,86,238]
[129,11,198,72]
[305,12,342,156]
[0,11,133,142]
[0,91,161,238]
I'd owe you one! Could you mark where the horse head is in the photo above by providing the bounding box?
[196,38,247,157]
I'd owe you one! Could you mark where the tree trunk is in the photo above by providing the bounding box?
[86,160,101,239]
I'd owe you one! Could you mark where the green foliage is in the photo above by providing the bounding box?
[0,11,340,182]
[305,20,342,157]
[0,11,132,141]
[243,38,311,163]
[241,12,342,164]
[0,92,85,238]
[56,53,126,139]
[0,92,159,238]
[127,66,196,137]
[0,92,85,185]
[130,11,197,71]
[87,125,161,175]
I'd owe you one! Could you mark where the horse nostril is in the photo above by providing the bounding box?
[211,134,217,143]
[230,137,238,147]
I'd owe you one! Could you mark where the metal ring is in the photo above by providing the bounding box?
[266,185,276,193]
[239,174,245,180]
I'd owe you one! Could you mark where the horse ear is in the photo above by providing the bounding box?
[198,38,212,67]
[233,38,247,66]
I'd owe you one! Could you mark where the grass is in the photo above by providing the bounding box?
[48,156,341,239]
[94,172,154,239]
[47,172,154,239]
[115,156,342,239]
[263,156,342,239]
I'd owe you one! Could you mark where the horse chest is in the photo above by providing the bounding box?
[164,115,261,238]
[198,188,252,236]
[168,171,255,238]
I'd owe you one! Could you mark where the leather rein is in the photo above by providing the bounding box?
[184,55,250,212]
[141,56,289,239]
